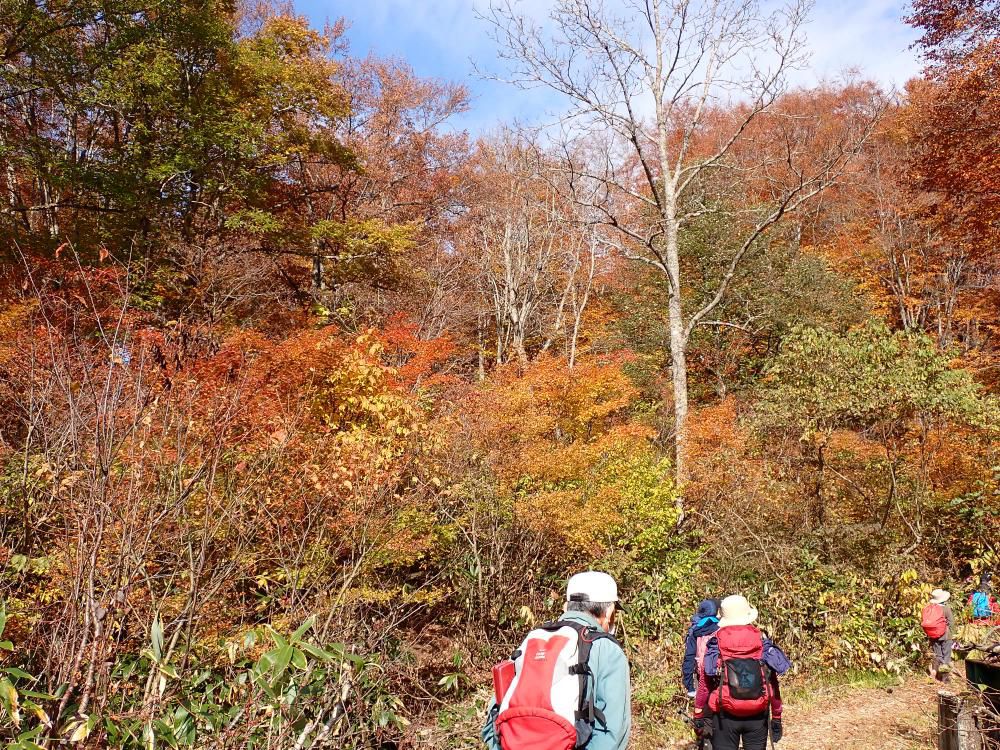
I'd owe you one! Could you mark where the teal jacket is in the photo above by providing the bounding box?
[481,611,632,750]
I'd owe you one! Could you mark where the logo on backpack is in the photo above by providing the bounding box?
[492,621,618,750]
[921,603,948,639]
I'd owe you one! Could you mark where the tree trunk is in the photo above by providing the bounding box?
[814,441,826,527]
[668,298,689,512]
[938,690,986,750]
[569,312,581,369]
[312,250,324,291]
[477,317,486,381]
[940,691,960,750]
[512,316,529,369]
[665,220,688,519]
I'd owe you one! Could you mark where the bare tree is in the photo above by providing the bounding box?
[542,227,599,368]
[473,138,563,368]
[472,136,606,369]
[484,0,884,516]
[483,173,550,365]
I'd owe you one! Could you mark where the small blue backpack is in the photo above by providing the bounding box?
[971,591,991,619]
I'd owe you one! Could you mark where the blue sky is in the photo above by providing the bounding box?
[296,0,925,133]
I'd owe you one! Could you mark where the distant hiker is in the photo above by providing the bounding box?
[693,595,790,750]
[921,588,954,681]
[684,599,722,750]
[969,572,998,623]
[683,599,721,698]
[482,571,631,750]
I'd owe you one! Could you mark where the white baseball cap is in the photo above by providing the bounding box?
[566,571,624,610]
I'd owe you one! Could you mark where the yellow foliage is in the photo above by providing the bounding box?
[343,586,446,606]
[518,488,621,552]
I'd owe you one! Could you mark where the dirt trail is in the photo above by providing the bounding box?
[778,676,939,750]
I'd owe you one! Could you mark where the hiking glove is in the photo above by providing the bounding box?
[771,718,783,743]
[693,718,712,738]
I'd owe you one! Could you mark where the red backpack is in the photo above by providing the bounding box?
[714,625,770,717]
[493,620,620,750]
[921,603,947,639]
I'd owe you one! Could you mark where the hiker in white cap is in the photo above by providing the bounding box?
[482,571,631,750]
[693,595,791,750]
[920,588,954,681]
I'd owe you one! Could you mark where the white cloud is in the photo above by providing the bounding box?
[801,0,922,88]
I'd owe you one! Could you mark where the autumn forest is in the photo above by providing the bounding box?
[0,0,997,747]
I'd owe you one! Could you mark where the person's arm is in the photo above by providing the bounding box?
[762,639,792,675]
[588,639,631,750]
[769,672,783,719]
[945,604,954,635]
[694,668,709,715]
[682,630,697,693]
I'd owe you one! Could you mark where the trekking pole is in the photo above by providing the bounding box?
[678,708,713,750]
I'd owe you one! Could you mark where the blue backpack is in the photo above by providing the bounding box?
[971,592,991,619]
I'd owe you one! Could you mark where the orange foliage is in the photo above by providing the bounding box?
[685,398,769,509]
[905,0,1000,260]
[469,353,650,486]
[461,353,663,554]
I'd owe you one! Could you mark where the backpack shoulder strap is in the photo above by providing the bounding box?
[552,620,621,737]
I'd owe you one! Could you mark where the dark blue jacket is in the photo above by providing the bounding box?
[681,601,719,693]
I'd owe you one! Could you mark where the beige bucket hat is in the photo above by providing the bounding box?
[930,589,951,604]
[717,594,759,627]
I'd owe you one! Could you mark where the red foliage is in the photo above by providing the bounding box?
[376,314,457,390]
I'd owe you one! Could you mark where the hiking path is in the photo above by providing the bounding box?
[651,674,941,750]
[779,674,939,750]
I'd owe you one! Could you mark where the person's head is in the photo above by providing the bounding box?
[930,588,951,605]
[717,594,759,628]
[694,599,719,622]
[980,571,993,593]
[565,571,623,633]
